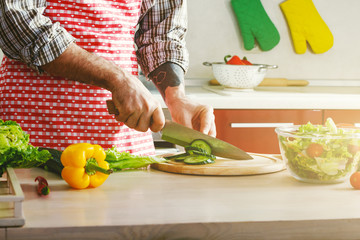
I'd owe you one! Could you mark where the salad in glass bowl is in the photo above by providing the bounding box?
[275,118,360,184]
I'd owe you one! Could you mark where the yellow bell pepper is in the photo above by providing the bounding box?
[60,143,112,189]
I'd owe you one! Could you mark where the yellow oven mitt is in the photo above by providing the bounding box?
[280,0,333,54]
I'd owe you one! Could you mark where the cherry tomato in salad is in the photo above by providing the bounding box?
[306,143,324,158]
[350,172,360,189]
[348,144,360,155]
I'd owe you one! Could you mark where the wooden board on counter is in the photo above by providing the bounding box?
[152,153,285,176]
[209,78,309,87]
[0,168,25,227]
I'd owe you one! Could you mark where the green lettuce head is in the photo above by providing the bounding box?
[0,120,30,153]
[0,119,50,176]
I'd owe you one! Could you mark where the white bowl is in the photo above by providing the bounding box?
[203,62,278,89]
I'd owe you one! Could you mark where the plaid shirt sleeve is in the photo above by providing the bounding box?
[0,0,75,71]
[135,0,189,77]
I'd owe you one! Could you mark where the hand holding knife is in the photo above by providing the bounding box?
[106,100,253,160]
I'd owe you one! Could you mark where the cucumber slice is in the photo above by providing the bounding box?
[184,155,215,165]
[172,156,188,162]
[190,139,212,154]
[165,152,189,162]
[184,146,207,155]
[184,146,204,152]
[184,146,216,160]
[165,153,189,160]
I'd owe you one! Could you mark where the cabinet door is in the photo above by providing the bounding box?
[214,109,322,154]
[324,110,360,126]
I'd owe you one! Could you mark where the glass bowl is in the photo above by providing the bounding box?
[275,124,360,184]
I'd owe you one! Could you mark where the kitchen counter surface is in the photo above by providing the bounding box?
[190,86,360,109]
[5,167,360,240]
[151,80,360,109]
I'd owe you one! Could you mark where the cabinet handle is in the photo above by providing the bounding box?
[230,123,294,128]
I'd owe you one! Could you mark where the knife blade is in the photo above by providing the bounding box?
[161,120,253,160]
[106,100,253,160]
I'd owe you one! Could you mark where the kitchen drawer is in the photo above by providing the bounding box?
[324,110,360,127]
[214,109,322,154]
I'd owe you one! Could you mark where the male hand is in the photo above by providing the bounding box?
[165,87,216,137]
[148,62,216,137]
[111,71,165,133]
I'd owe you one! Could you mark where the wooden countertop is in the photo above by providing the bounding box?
[5,166,360,240]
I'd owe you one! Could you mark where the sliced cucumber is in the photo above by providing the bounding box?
[172,156,188,162]
[184,155,215,165]
[165,152,190,162]
[184,147,215,160]
[184,146,207,154]
[190,139,212,154]
[165,139,216,165]
[165,152,189,160]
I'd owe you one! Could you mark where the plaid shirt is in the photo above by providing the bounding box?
[0,0,189,76]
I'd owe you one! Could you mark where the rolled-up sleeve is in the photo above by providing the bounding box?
[135,0,189,77]
[0,0,75,71]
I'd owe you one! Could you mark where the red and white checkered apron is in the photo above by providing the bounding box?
[0,0,155,155]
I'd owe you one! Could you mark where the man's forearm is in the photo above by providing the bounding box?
[148,62,185,99]
[41,43,124,92]
[41,42,165,132]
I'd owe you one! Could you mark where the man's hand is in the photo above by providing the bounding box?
[41,43,165,132]
[165,86,216,137]
[110,71,165,133]
[149,62,216,137]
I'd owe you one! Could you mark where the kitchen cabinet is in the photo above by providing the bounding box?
[214,109,323,154]
[154,85,360,153]
[324,110,360,127]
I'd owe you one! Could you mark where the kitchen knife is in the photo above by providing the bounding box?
[106,100,253,160]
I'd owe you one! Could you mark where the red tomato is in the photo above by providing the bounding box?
[306,143,324,158]
[348,144,360,155]
[350,172,360,189]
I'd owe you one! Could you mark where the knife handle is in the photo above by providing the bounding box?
[106,100,119,115]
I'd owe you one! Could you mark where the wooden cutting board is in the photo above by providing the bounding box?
[209,78,309,87]
[151,153,285,176]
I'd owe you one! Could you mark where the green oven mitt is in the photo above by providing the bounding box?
[231,0,280,51]
[280,0,334,54]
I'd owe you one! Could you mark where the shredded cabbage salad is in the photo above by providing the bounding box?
[277,118,360,183]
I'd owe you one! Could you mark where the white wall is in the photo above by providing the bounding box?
[1,0,357,81]
[186,0,360,81]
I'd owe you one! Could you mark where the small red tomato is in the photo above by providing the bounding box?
[350,172,360,189]
[306,143,324,158]
[348,144,360,155]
